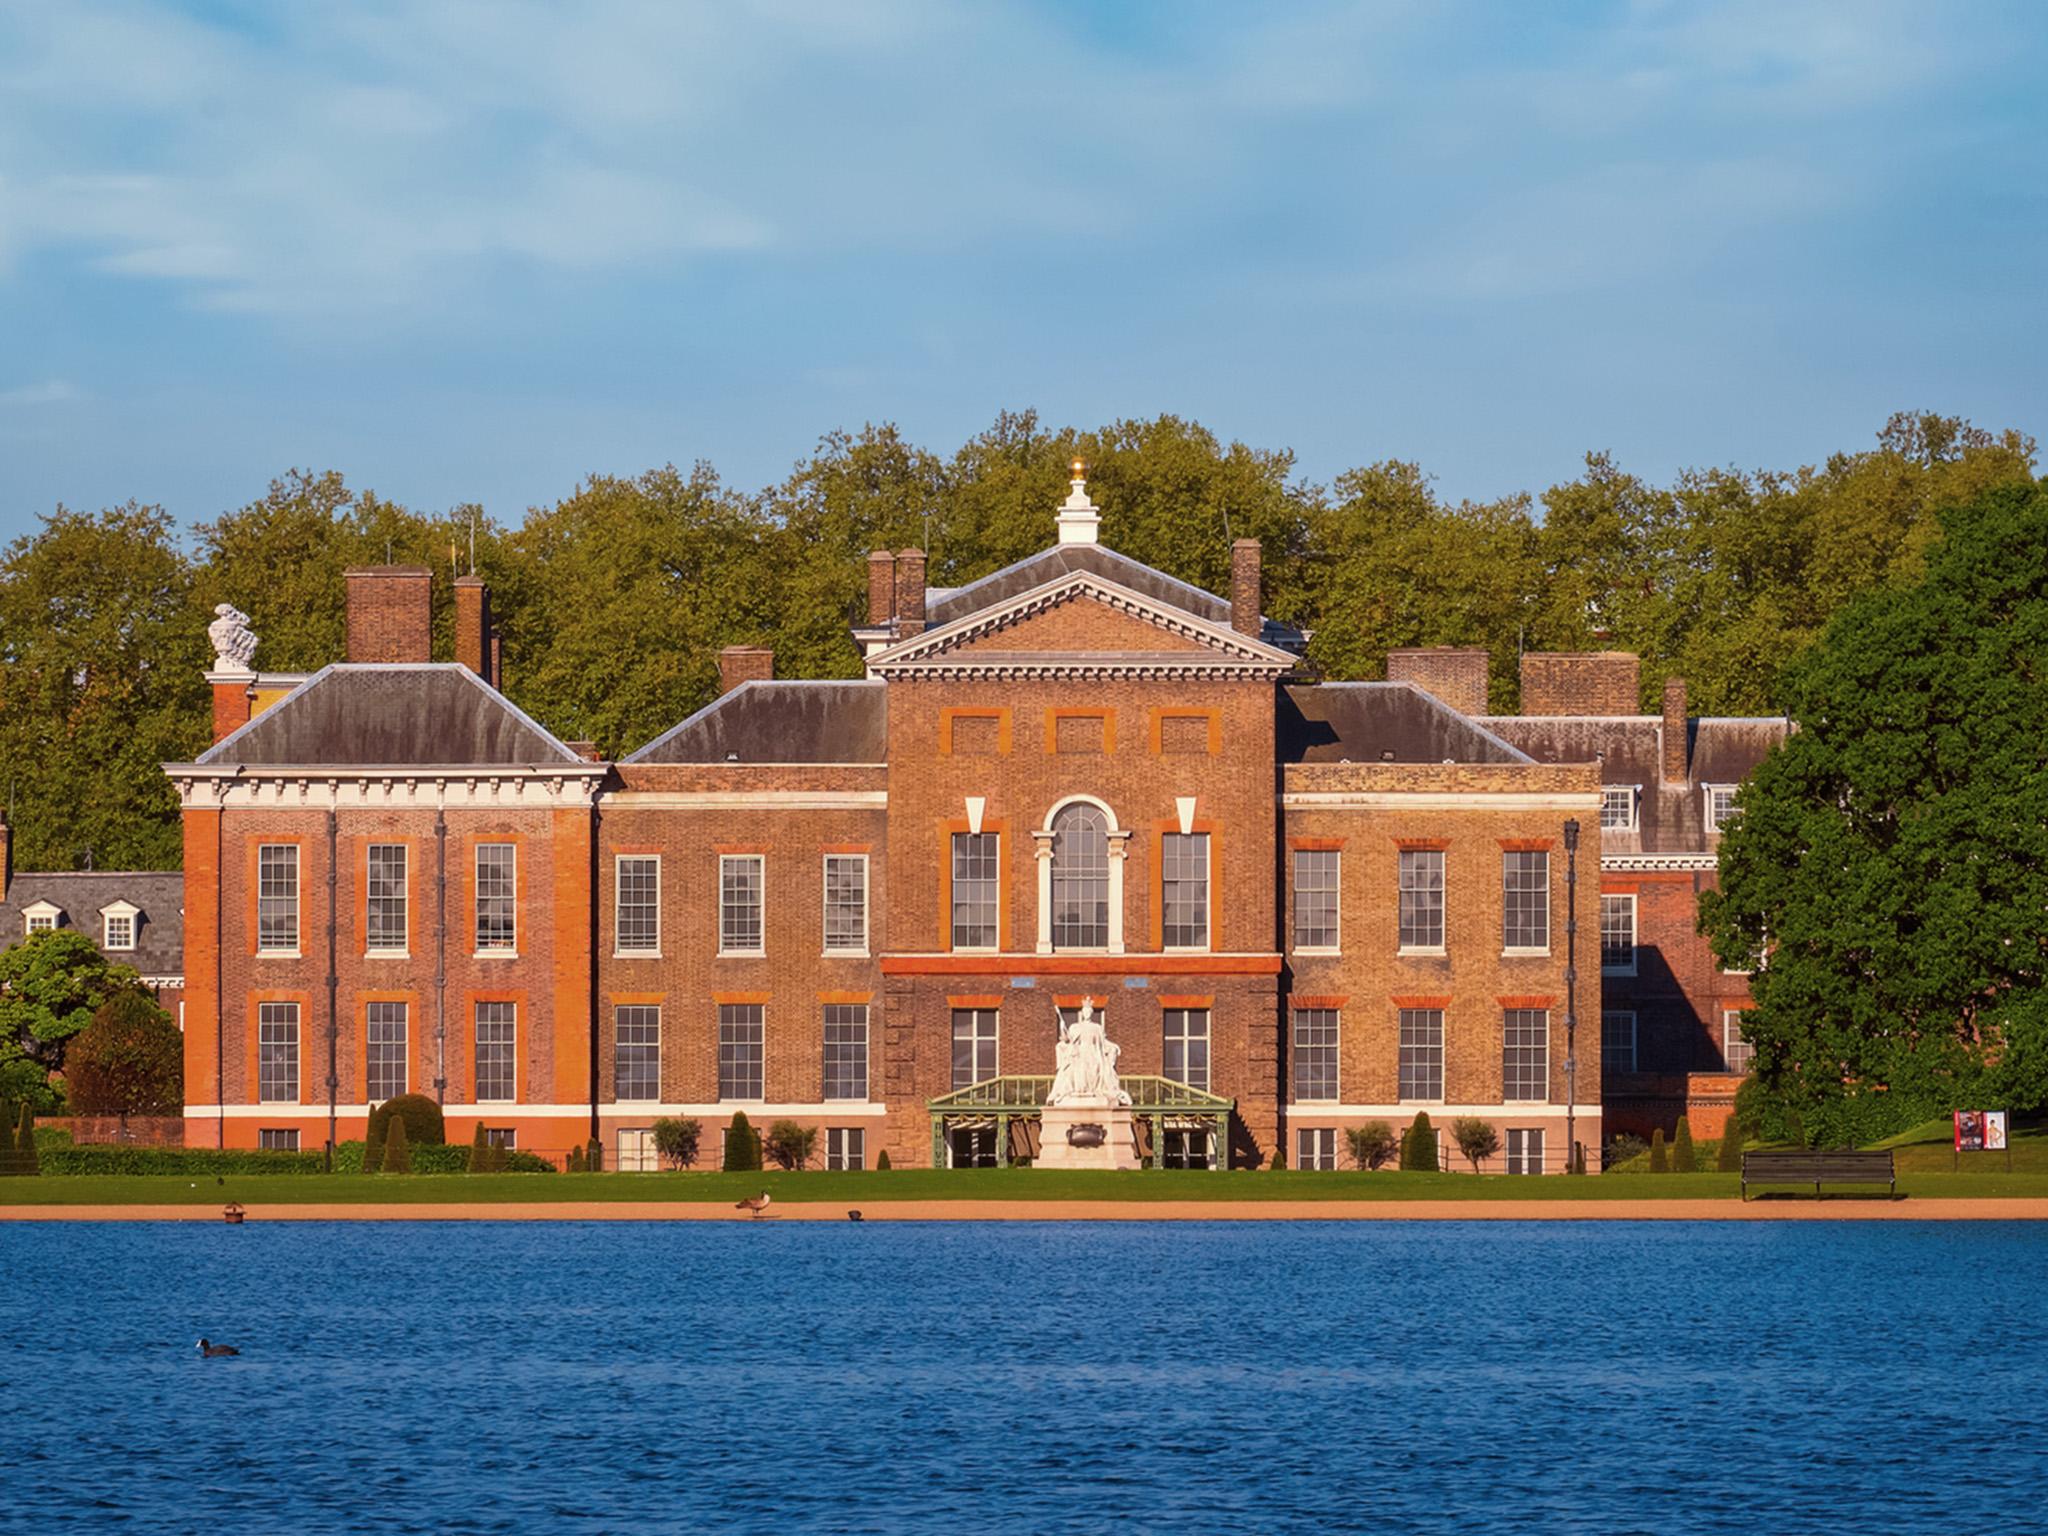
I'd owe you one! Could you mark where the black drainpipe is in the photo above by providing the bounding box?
[589,782,602,1144]
[434,792,448,1105]
[324,805,339,1170]
[214,789,226,1150]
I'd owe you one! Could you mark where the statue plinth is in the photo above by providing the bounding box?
[1035,1099,1141,1171]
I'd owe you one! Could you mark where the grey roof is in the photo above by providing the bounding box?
[628,680,888,764]
[0,871,184,978]
[1280,683,1535,765]
[924,544,1305,650]
[196,664,585,768]
[1480,714,1790,851]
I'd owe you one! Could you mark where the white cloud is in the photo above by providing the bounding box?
[0,381,81,405]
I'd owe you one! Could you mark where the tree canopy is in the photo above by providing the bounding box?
[0,408,2033,869]
[1699,481,2048,1128]
[63,990,183,1120]
[0,931,151,1107]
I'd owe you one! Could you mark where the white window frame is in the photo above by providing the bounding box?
[614,854,662,957]
[823,1002,869,1101]
[258,1001,299,1104]
[1160,830,1211,952]
[474,844,518,957]
[257,843,300,956]
[951,831,999,953]
[365,1000,409,1102]
[718,1002,765,1101]
[616,1127,658,1172]
[718,854,765,957]
[822,853,869,956]
[1397,1007,1444,1103]
[1705,784,1740,832]
[1291,1008,1340,1104]
[365,843,408,957]
[474,1000,518,1103]
[1502,1008,1550,1103]
[1162,1007,1210,1092]
[1292,848,1341,954]
[614,1004,662,1103]
[100,901,139,952]
[1501,850,1550,956]
[1296,1126,1337,1171]
[827,1126,865,1171]
[257,1128,300,1152]
[951,1007,999,1089]
[1600,892,1637,977]
[1601,1010,1638,1075]
[1723,1008,1755,1074]
[22,901,60,937]
[1398,848,1446,953]
[1600,784,1639,832]
[1506,1126,1545,1175]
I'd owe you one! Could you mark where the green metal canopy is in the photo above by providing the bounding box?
[926,1076,1235,1169]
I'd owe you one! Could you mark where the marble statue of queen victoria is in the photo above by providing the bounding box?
[1045,1000,1131,1107]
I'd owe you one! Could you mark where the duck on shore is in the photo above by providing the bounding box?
[735,1192,772,1219]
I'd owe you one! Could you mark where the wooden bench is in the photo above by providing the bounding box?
[1740,1148,1896,1200]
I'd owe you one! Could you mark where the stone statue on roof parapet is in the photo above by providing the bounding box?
[208,604,258,671]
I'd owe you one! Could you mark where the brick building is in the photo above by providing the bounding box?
[167,467,1785,1167]
[0,817,184,1022]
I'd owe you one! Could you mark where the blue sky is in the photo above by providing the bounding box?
[1,0,2043,544]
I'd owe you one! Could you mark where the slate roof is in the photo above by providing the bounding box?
[0,871,184,978]
[924,544,1306,651]
[1479,713,1790,852]
[628,681,888,764]
[195,664,586,768]
[1280,683,1535,765]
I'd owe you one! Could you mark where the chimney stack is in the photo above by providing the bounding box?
[490,628,504,691]
[894,548,927,636]
[0,809,11,900]
[454,576,494,686]
[718,646,774,694]
[1230,539,1262,638]
[345,566,434,664]
[867,550,897,627]
[1386,647,1490,716]
[1661,675,1690,782]
[1518,652,1641,716]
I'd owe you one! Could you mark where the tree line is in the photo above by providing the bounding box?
[0,407,2033,873]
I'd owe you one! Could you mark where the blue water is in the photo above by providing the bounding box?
[3,1221,2043,1533]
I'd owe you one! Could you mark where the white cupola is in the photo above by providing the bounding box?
[1055,458,1100,545]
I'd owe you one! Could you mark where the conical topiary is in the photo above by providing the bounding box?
[0,1098,17,1176]
[567,1145,585,1172]
[1717,1119,1745,1172]
[382,1115,411,1174]
[876,1149,891,1171]
[1649,1126,1668,1172]
[17,1101,38,1176]
[586,1137,604,1173]
[723,1111,760,1172]
[468,1122,489,1173]
[1672,1116,1697,1173]
[1402,1112,1438,1171]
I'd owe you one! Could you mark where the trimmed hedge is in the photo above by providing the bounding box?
[333,1140,554,1174]
[40,1143,328,1176]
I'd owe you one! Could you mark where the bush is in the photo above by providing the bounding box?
[12,1101,40,1176]
[467,1122,489,1173]
[1451,1116,1501,1173]
[722,1112,761,1172]
[586,1137,604,1172]
[1401,1112,1438,1171]
[40,1143,327,1176]
[1345,1121,1397,1170]
[567,1145,585,1172]
[1605,1133,1647,1170]
[764,1121,817,1171]
[1782,1109,1806,1148]
[1716,1123,1745,1172]
[1649,1127,1668,1172]
[1672,1116,1697,1173]
[64,992,182,1121]
[652,1117,701,1170]
[364,1094,445,1165]
[0,1096,21,1176]
[382,1117,411,1174]
[875,1149,891,1171]
[1269,1147,1287,1170]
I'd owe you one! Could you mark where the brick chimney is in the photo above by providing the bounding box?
[345,565,433,664]
[1230,539,1262,638]
[895,548,927,637]
[1387,647,1490,716]
[0,809,11,900]
[867,550,897,627]
[454,575,493,686]
[718,646,774,694]
[210,677,255,743]
[1661,675,1690,782]
[1518,652,1641,716]
[489,628,504,691]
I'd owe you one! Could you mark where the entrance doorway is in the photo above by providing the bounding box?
[1160,1128,1210,1170]
[617,1127,658,1172]
[949,1125,999,1168]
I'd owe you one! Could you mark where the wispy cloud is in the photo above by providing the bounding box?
[0,380,81,406]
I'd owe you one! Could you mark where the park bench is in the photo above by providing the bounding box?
[1740,1148,1896,1200]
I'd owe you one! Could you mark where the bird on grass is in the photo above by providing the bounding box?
[196,1338,239,1358]
[735,1192,772,1219]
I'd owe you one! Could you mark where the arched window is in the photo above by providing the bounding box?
[1050,803,1110,949]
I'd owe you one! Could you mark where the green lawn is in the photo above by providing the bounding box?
[7,1165,2048,1207]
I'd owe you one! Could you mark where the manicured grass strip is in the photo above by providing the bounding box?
[9,1167,2048,1207]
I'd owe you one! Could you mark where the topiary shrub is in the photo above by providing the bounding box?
[875,1149,891,1171]
[764,1121,816,1171]
[1269,1147,1287,1170]
[1401,1112,1438,1171]
[382,1116,411,1174]
[653,1117,701,1170]
[567,1145,585,1172]
[722,1112,761,1172]
[364,1094,445,1166]
[1716,1121,1745,1171]
[586,1137,604,1173]
[1346,1121,1397,1170]
[17,1101,40,1176]
[1649,1127,1668,1172]
[1452,1116,1501,1174]
[0,1097,19,1176]
[468,1122,489,1173]
[1672,1116,1697,1173]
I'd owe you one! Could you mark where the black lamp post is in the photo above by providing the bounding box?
[1562,817,1580,1174]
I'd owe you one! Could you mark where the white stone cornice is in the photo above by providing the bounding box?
[1281,791,1602,811]
[1600,852,1719,872]
[165,764,605,812]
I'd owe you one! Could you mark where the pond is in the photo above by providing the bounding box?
[5,1220,2042,1532]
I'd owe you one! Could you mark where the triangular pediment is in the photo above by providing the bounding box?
[870,572,1297,678]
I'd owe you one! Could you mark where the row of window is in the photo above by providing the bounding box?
[1293,1125,1546,1173]
[950,811,1210,951]
[1599,1008,1752,1076]
[1289,1006,1554,1104]
[254,1123,875,1171]
[1289,849,1553,954]
[1598,784,1742,833]
[257,999,518,1104]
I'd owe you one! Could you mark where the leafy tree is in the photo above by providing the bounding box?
[652,1116,701,1170]
[1649,1127,1668,1173]
[1345,1121,1397,1170]
[64,991,182,1127]
[1672,1116,1697,1173]
[0,931,147,1106]
[1451,1116,1501,1174]
[763,1120,817,1171]
[1401,1112,1438,1171]
[1700,482,2048,1124]
[722,1111,761,1172]
[381,1116,410,1174]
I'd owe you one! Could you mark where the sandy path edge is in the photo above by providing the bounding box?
[6,1198,2048,1221]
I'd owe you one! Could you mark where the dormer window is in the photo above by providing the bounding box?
[22,900,61,937]
[1600,785,1639,831]
[1705,785,1740,832]
[100,901,140,952]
